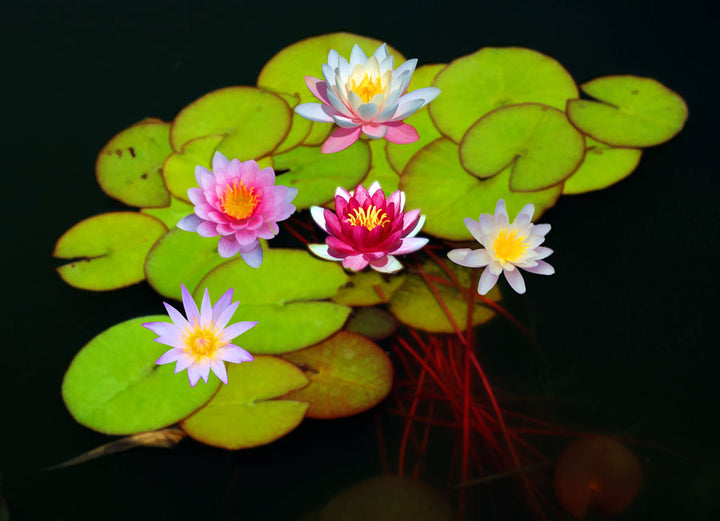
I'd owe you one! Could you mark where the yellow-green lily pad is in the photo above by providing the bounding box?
[141,196,194,228]
[62,316,221,435]
[302,122,335,147]
[563,137,643,194]
[180,356,309,449]
[272,142,370,209]
[400,138,561,240]
[460,103,585,191]
[332,270,406,307]
[567,75,688,147]
[95,120,172,207]
[195,249,351,354]
[344,307,399,341]
[54,212,166,290]
[170,86,291,160]
[364,139,400,193]
[274,92,313,154]
[430,47,578,143]
[282,332,393,419]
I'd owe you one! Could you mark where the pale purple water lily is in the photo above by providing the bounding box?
[177,152,298,268]
[143,285,256,387]
[295,43,441,153]
[308,181,428,273]
[447,200,555,295]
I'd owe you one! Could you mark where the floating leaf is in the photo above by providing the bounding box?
[344,308,399,341]
[274,92,313,154]
[563,137,642,194]
[400,138,561,240]
[389,257,500,333]
[567,75,688,147]
[460,103,585,191]
[301,122,334,147]
[430,47,578,143]
[332,270,406,307]
[95,120,172,207]
[195,249,351,354]
[180,356,309,449]
[54,212,166,290]
[364,139,400,193]
[62,316,220,435]
[282,332,393,419]
[141,196,194,228]
[272,142,370,209]
[170,86,291,160]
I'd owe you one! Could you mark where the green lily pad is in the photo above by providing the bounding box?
[332,270,406,306]
[195,249,351,354]
[62,316,221,435]
[302,122,334,147]
[566,75,688,147]
[364,139,400,193]
[563,137,642,194]
[180,356,309,449]
[141,197,194,228]
[170,86,291,160]
[257,32,405,103]
[389,258,501,333]
[460,103,586,191]
[272,142,370,209]
[282,332,393,419]
[430,47,578,143]
[95,120,172,207]
[344,308,399,341]
[274,92,313,154]
[400,138,561,240]
[54,212,167,290]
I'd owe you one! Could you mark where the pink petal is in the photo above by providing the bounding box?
[322,126,363,153]
[305,76,331,104]
[383,122,419,144]
[218,236,241,258]
[392,237,428,255]
[212,152,230,172]
[362,124,389,139]
[240,245,263,268]
[342,254,369,271]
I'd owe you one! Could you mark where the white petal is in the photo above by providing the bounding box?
[494,199,509,226]
[514,203,535,226]
[356,103,379,120]
[372,43,389,62]
[392,59,418,87]
[212,151,229,172]
[308,243,342,261]
[368,181,382,195]
[295,103,334,123]
[332,114,360,128]
[407,214,425,237]
[522,260,555,275]
[396,87,441,108]
[349,44,368,67]
[478,268,499,295]
[504,268,526,294]
[532,223,551,236]
[371,255,403,273]
[326,86,354,117]
[464,217,487,244]
[448,248,490,268]
[310,206,328,232]
[391,98,425,121]
[327,49,339,69]
[534,246,553,260]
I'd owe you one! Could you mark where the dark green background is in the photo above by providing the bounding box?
[3,0,718,519]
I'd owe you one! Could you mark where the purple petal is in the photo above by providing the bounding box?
[218,345,254,363]
[187,365,202,387]
[156,348,184,365]
[514,203,535,226]
[212,288,234,319]
[177,214,203,232]
[240,245,263,268]
[211,361,228,384]
[181,284,200,324]
[222,321,258,342]
[163,302,188,327]
[142,321,174,336]
[215,300,240,330]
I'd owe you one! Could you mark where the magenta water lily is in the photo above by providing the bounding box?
[308,181,428,273]
[447,200,554,295]
[143,285,256,387]
[177,152,298,268]
[295,43,441,153]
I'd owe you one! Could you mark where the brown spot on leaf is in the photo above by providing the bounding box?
[115,149,123,158]
[140,173,148,179]
[631,89,639,95]
[129,147,136,158]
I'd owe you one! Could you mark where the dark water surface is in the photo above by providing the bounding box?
[3,0,718,519]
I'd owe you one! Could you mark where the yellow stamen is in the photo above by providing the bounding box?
[346,206,390,231]
[219,180,259,220]
[350,73,383,103]
[182,320,222,362]
[493,228,528,263]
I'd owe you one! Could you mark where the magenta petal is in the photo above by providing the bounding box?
[321,126,362,153]
[305,76,331,104]
[343,254,368,271]
[384,122,419,144]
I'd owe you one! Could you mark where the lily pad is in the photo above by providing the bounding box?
[567,75,688,147]
[54,212,167,290]
[272,142,370,209]
[400,138,561,240]
[332,270,406,307]
[95,120,172,207]
[302,122,334,147]
[195,249,351,354]
[344,308,399,341]
[389,257,500,333]
[563,137,642,194]
[282,332,393,419]
[460,103,585,192]
[364,139,400,193]
[170,86,292,160]
[430,47,578,143]
[180,356,309,449]
[141,196,194,228]
[62,316,221,435]
[274,92,313,154]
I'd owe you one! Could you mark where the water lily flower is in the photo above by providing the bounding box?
[177,152,298,268]
[308,181,428,273]
[447,200,554,295]
[295,43,441,153]
[143,285,256,387]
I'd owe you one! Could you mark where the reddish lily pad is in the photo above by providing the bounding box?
[282,332,393,419]
[344,308,399,341]
[563,137,642,194]
[332,270,406,307]
[180,356,309,449]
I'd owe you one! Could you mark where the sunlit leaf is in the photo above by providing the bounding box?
[180,356,309,449]
[563,137,642,194]
[274,92,313,154]
[430,47,578,143]
[332,270,406,307]
[282,332,393,419]
[95,120,172,207]
[364,139,400,193]
[567,75,687,147]
[54,212,166,290]
[62,316,220,435]
[344,308,399,341]
[195,249,351,354]
[460,103,585,191]
[141,196,194,228]
[301,122,334,147]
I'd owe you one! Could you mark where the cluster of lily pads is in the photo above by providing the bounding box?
[54,32,686,450]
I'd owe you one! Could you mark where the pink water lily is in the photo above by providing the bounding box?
[295,43,441,153]
[308,181,428,273]
[143,285,255,387]
[177,152,297,268]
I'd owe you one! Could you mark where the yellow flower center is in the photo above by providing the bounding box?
[219,180,259,220]
[346,206,390,231]
[183,320,223,362]
[350,73,383,103]
[493,228,528,263]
